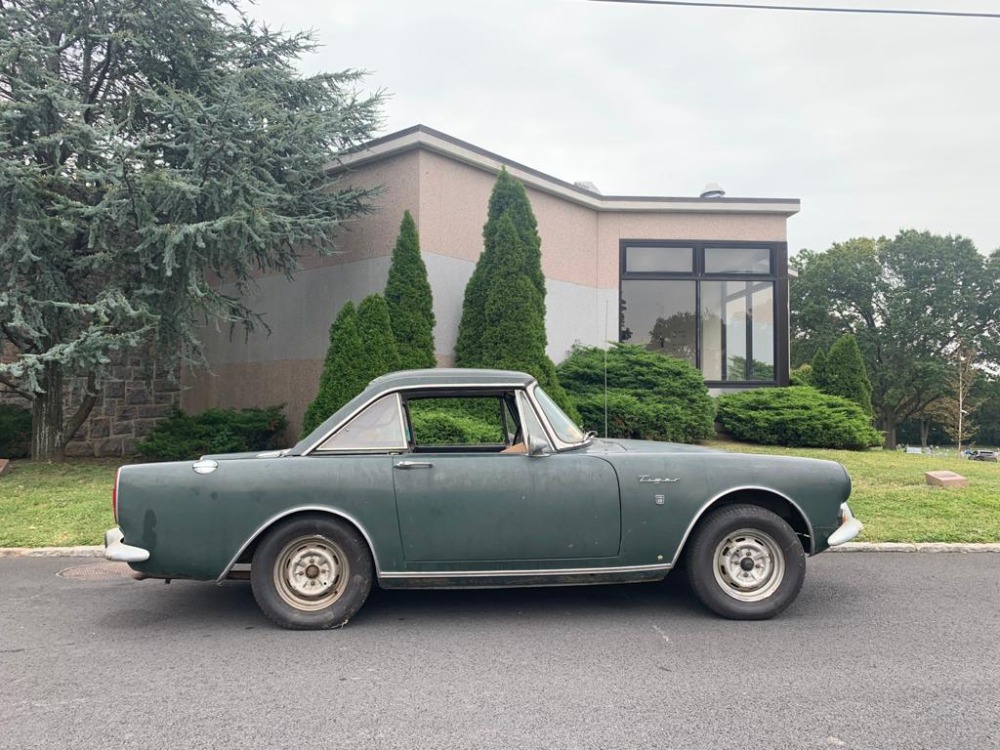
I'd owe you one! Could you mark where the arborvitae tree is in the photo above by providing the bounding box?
[454,170,577,419]
[823,335,873,415]
[455,169,545,367]
[474,214,579,420]
[811,348,830,392]
[302,302,365,436]
[356,294,401,383]
[385,211,436,369]
[0,0,383,460]
[484,168,545,297]
[482,215,548,370]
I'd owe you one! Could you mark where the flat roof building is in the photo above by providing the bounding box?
[183,125,800,437]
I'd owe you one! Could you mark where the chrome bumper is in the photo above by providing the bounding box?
[827,503,863,547]
[104,527,150,563]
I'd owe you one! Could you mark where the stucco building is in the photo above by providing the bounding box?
[182,125,799,438]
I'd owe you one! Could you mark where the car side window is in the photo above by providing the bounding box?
[405,394,515,452]
[316,394,406,453]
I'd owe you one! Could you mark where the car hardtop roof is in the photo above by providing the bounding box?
[366,368,537,392]
[291,369,539,455]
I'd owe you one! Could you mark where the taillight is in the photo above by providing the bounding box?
[112,468,121,524]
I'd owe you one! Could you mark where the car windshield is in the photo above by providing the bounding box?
[532,385,586,446]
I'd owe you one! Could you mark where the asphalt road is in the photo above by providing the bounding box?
[1,553,998,750]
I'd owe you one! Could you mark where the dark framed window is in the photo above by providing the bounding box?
[619,241,788,386]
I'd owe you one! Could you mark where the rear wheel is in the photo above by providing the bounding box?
[685,504,805,620]
[250,515,373,630]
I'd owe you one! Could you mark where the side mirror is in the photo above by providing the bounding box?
[527,435,550,457]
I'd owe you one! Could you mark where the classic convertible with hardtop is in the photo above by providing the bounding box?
[106,369,862,629]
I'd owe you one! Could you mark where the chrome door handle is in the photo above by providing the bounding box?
[394,460,434,470]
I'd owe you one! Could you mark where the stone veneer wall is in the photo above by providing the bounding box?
[0,354,180,458]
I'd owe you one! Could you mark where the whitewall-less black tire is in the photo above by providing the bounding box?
[250,515,374,630]
[685,504,805,620]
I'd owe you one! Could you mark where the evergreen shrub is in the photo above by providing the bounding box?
[557,344,715,443]
[385,211,436,369]
[789,363,814,387]
[0,403,32,458]
[716,387,882,450]
[138,405,288,461]
[408,408,503,445]
[820,335,873,414]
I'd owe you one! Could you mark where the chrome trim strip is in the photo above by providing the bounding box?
[668,485,818,566]
[215,505,383,583]
[378,562,671,580]
[303,381,536,455]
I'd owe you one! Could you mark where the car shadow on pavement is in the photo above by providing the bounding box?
[93,565,859,631]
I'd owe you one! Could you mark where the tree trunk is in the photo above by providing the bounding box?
[920,419,930,449]
[882,414,898,450]
[31,364,65,462]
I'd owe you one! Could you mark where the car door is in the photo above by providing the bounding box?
[391,391,621,564]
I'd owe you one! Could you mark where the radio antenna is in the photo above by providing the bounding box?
[604,299,609,438]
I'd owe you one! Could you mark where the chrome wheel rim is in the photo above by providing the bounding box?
[274,535,349,611]
[713,528,785,602]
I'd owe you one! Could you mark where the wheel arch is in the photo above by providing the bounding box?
[217,506,381,583]
[672,486,815,567]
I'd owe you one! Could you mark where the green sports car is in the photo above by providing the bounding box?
[105,368,862,629]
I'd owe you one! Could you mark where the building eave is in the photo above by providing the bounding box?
[326,124,800,217]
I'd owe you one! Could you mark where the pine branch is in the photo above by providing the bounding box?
[0,372,32,399]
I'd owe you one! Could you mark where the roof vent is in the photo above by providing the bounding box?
[574,181,602,194]
[700,182,726,199]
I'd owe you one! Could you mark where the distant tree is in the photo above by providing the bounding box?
[646,313,697,364]
[454,170,577,420]
[356,294,401,383]
[791,231,999,448]
[0,0,383,460]
[302,302,365,436]
[385,211,436,369]
[820,335,872,415]
[971,378,1000,446]
[922,345,978,450]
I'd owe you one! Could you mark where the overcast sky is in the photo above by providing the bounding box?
[249,0,1000,256]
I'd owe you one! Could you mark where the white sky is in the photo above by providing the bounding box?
[248,0,1000,256]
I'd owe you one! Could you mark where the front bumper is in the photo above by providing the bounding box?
[104,527,150,563]
[827,503,863,547]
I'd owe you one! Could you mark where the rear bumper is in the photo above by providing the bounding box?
[104,527,150,563]
[827,503,863,547]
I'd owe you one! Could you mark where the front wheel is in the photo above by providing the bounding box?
[250,515,373,630]
[684,504,805,620]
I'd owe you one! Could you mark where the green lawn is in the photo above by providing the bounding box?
[1,446,999,547]
[0,460,121,547]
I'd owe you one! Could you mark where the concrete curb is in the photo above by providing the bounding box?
[2,543,1000,558]
[0,546,105,558]
[828,542,1000,553]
